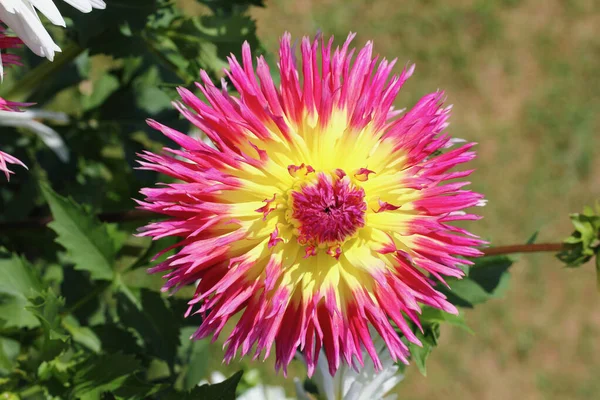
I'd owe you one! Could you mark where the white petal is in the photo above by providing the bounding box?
[0,109,69,162]
[0,0,106,61]
[88,0,106,9]
[61,0,105,12]
[309,352,336,400]
[61,0,91,12]
[294,378,313,400]
[209,371,226,384]
[0,2,62,60]
[300,334,405,400]
[29,0,66,26]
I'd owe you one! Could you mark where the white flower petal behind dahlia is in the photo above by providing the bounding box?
[0,0,105,61]
[296,335,404,400]
[0,108,69,162]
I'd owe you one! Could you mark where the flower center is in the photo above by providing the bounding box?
[287,168,367,258]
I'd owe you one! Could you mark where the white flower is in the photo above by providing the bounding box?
[238,384,291,400]
[296,336,404,400]
[198,370,292,400]
[0,0,106,61]
[0,108,69,161]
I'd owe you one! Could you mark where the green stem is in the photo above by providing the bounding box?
[0,42,85,102]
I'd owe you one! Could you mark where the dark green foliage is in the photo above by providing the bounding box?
[0,0,263,397]
[0,199,242,397]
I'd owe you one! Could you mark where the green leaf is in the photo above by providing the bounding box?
[177,327,210,390]
[420,307,473,333]
[63,315,101,353]
[73,354,142,400]
[41,183,118,281]
[93,323,143,355]
[557,205,600,268]
[0,337,20,376]
[37,350,80,384]
[526,231,539,244]
[26,289,68,342]
[112,376,167,400]
[408,324,440,376]
[194,370,244,400]
[441,255,515,308]
[116,289,180,366]
[165,370,244,400]
[82,73,120,111]
[0,253,42,328]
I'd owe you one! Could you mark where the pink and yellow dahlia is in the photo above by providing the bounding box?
[138,33,485,376]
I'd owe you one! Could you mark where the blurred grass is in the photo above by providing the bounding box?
[193,0,600,398]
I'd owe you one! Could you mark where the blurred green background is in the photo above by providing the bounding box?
[247,1,600,398]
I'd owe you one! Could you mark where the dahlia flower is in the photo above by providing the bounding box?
[138,33,484,376]
[0,0,106,61]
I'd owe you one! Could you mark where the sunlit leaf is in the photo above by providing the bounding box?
[0,253,42,329]
[41,183,119,281]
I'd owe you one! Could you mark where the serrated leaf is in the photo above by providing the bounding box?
[26,289,68,342]
[73,353,142,400]
[0,253,42,328]
[41,183,117,281]
[116,289,180,366]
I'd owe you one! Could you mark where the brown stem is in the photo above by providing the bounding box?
[482,243,565,256]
